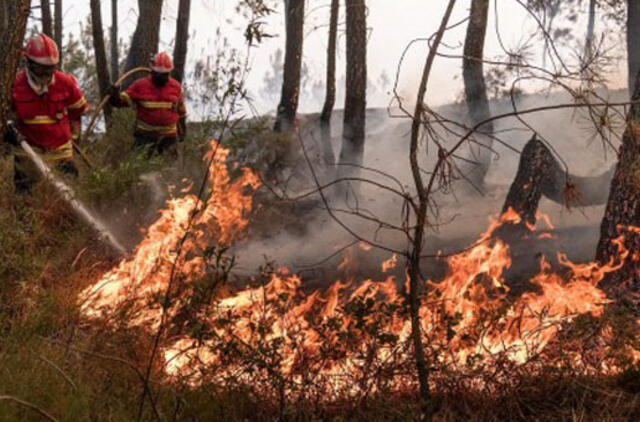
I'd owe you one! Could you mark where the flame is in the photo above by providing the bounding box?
[79,140,260,327]
[382,254,397,273]
[80,147,640,398]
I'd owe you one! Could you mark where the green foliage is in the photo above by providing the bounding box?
[62,18,99,105]
[78,110,161,207]
[79,152,162,204]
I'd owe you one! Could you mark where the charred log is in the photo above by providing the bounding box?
[501,136,550,229]
[502,135,613,232]
[498,135,613,292]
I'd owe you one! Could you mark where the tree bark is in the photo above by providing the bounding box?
[502,135,613,232]
[0,2,6,35]
[596,69,640,301]
[54,0,62,63]
[274,0,305,133]
[172,0,191,83]
[463,0,493,189]
[41,0,52,37]
[584,0,596,57]
[90,0,112,121]
[0,0,31,139]
[124,0,163,85]
[501,136,552,229]
[337,0,367,167]
[628,0,640,95]
[110,0,119,80]
[319,0,339,166]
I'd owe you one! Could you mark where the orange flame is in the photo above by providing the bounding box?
[80,150,639,396]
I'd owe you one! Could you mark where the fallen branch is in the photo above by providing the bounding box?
[0,395,58,422]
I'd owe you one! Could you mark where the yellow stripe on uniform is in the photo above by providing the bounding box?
[68,96,87,110]
[136,120,177,135]
[120,92,132,105]
[23,115,58,125]
[14,141,73,163]
[139,101,174,109]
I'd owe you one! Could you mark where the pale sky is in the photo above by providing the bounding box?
[35,0,628,116]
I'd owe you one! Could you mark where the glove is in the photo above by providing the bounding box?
[3,124,18,146]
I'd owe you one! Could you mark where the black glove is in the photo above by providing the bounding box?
[3,124,18,146]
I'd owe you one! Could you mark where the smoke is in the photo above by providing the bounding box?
[231,87,627,277]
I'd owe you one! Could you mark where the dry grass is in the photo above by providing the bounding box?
[2,131,640,421]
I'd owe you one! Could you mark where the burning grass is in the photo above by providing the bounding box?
[74,141,640,418]
[3,138,640,419]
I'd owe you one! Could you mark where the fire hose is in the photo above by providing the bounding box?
[80,66,151,150]
[16,134,127,255]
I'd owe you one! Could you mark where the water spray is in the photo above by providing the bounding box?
[18,140,127,256]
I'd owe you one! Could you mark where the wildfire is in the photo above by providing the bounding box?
[80,141,639,398]
[79,140,260,327]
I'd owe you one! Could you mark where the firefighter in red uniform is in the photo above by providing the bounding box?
[110,52,187,156]
[3,34,89,192]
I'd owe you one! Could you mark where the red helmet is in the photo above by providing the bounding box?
[24,34,59,66]
[150,52,174,73]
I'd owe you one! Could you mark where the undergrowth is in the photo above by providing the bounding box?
[2,117,640,421]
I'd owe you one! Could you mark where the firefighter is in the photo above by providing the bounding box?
[3,34,89,193]
[110,52,187,156]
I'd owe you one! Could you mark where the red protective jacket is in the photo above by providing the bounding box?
[117,76,187,138]
[11,70,88,150]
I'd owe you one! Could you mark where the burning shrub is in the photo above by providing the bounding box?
[76,141,640,417]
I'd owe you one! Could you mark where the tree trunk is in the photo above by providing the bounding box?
[584,0,596,57]
[90,0,112,121]
[408,3,457,419]
[319,0,338,166]
[41,0,52,37]
[337,0,367,167]
[172,0,191,83]
[463,0,493,190]
[0,2,6,35]
[274,0,305,133]
[501,136,552,230]
[0,0,31,139]
[502,135,613,231]
[0,7,4,35]
[110,0,119,80]
[628,0,640,95]
[596,69,640,302]
[124,0,163,85]
[54,0,62,63]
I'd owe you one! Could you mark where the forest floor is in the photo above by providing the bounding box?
[1,104,640,421]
